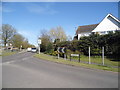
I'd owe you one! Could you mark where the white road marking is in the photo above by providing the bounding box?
[3,61,15,65]
[2,56,33,65]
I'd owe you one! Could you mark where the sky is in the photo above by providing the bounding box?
[2,2,118,46]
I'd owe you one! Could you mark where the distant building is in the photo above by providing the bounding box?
[74,14,120,40]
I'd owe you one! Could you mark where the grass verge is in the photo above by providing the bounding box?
[34,53,119,72]
[1,51,17,57]
[67,55,119,67]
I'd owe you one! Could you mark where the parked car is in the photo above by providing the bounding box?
[27,47,32,52]
[31,48,37,53]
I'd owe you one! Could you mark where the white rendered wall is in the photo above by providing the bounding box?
[78,34,81,40]
[78,32,91,40]
[92,16,119,33]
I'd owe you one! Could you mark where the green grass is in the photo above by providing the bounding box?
[34,53,119,72]
[1,51,17,57]
[68,55,119,67]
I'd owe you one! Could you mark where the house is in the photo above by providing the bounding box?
[92,14,120,34]
[74,14,120,40]
[74,24,99,40]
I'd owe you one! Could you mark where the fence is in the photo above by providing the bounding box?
[55,46,119,68]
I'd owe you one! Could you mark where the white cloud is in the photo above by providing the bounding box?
[26,3,58,15]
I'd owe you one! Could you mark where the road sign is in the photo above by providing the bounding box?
[57,47,60,53]
[71,54,79,57]
[10,43,12,46]
[57,47,66,53]
[62,47,66,53]
[38,39,41,44]
[70,54,80,62]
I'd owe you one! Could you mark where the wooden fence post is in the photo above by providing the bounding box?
[89,46,91,64]
[79,54,80,62]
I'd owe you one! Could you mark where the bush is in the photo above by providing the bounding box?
[49,51,58,56]
[42,31,120,59]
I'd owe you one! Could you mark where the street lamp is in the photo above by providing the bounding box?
[38,38,41,54]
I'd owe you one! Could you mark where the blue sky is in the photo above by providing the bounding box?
[2,2,118,46]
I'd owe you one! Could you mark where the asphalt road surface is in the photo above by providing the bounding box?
[2,52,118,88]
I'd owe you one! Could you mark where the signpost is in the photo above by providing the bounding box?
[20,45,22,51]
[70,54,80,62]
[71,54,79,57]
[38,38,41,54]
[10,43,13,52]
[62,47,66,53]
[57,47,67,59]
[57,47,60,59]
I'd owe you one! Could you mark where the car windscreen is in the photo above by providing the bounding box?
[32,48,36,49]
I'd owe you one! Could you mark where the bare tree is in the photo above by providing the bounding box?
[49,26,67,42]
[2,24,16,46]
[67,35,72,41]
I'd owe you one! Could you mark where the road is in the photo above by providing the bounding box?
[2,52,118,88]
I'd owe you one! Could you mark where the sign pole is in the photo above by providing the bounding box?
[39,44,40,54]
[57,47,60,59]
[58,53,59,59]
[102,46,104,65]
[70,54,71,61]
[20,45,22,51]
[79,54,80,62]
[38,38,41,54]
[64,54,66,60]
[10,43,13,52]
[89,46,91,64]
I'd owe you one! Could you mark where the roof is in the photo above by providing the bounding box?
[107,13,120,23]
[76,24,99,34]
[92,13,120,32]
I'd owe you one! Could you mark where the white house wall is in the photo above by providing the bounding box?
[78,34,81,40]
[92,15,120,33]
[78,32,91,40]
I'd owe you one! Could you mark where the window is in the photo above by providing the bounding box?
[100,31,106,34]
